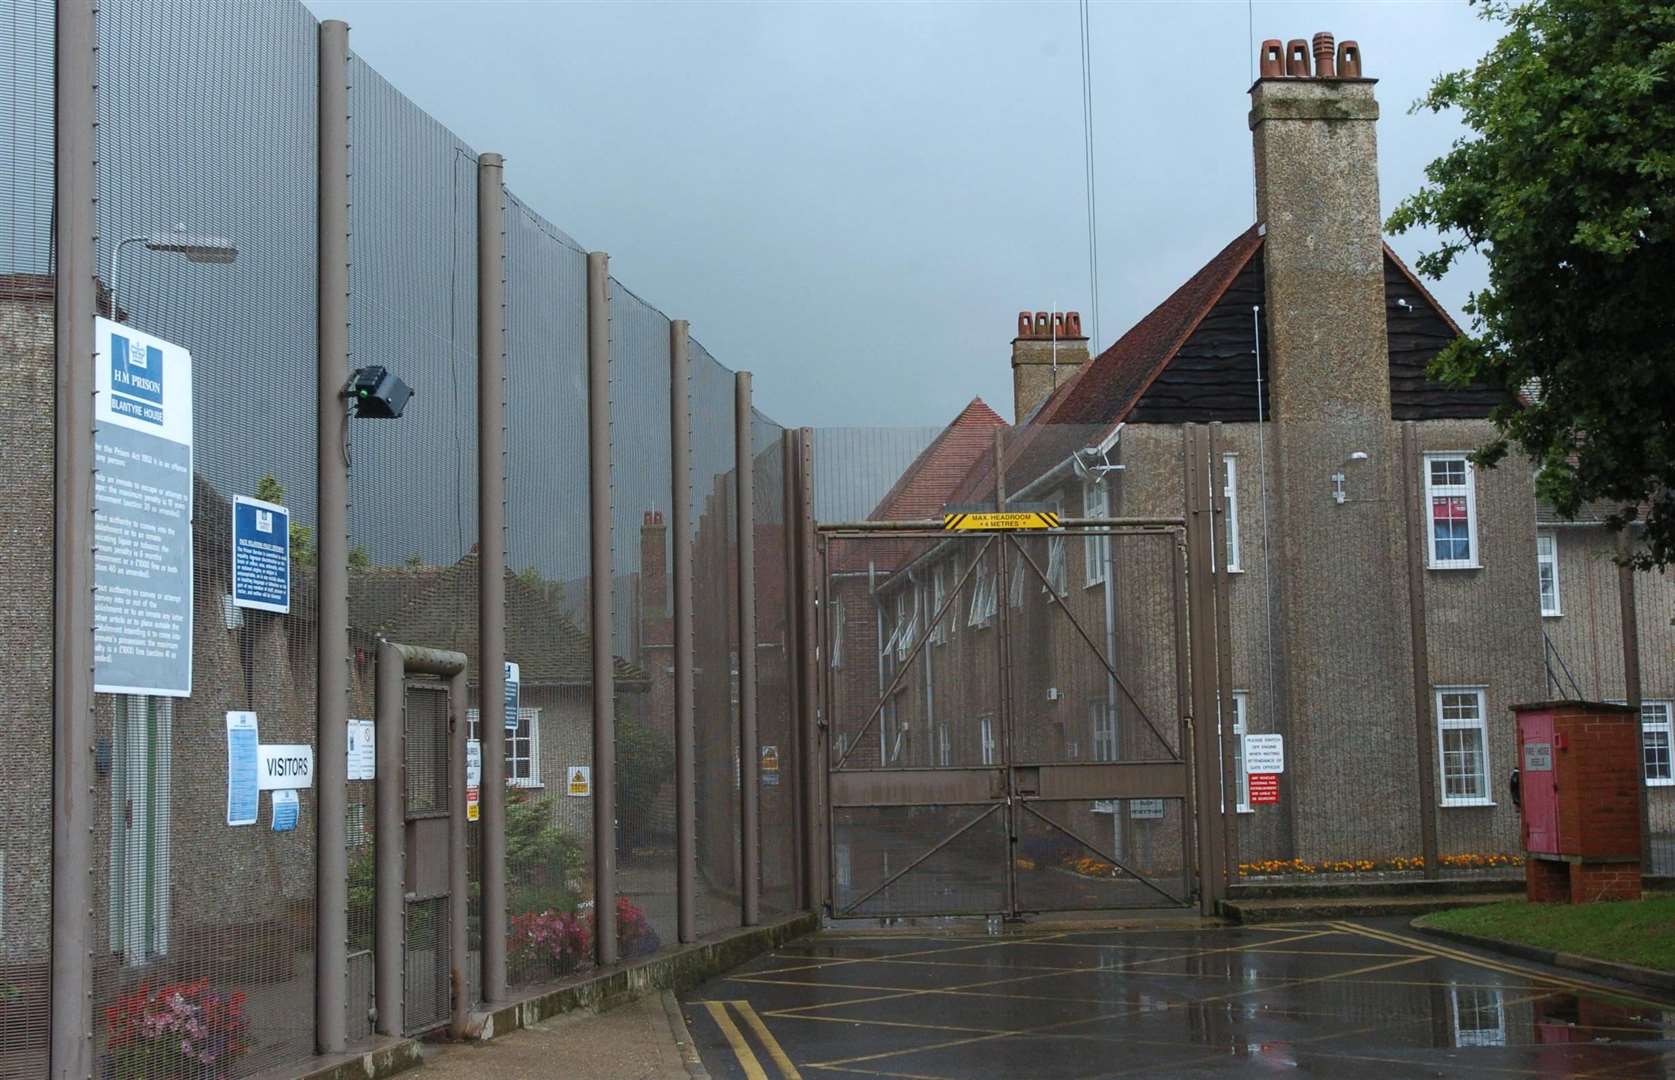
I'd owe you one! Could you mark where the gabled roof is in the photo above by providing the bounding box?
[349,550,649,688]
[868,397,1006,522]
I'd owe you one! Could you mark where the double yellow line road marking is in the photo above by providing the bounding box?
[702,999,802,1080]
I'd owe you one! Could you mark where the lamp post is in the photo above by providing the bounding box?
[108,229,238,319]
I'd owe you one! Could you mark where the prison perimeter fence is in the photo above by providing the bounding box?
[2,1,813,1076]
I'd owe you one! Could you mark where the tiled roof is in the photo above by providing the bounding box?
[348,551,648,688]
[869,397,1006,521]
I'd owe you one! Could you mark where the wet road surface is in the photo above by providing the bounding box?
[679,917,1675,1078]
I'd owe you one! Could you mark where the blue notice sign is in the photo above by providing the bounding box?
[232,495,290,613]
[505,661,520,732]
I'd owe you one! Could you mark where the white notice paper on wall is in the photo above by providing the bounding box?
[347,719,375,781]
[226,711,259,826]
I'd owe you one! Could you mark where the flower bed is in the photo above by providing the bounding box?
[508,896,662,983]
[104,979,249,1080]
[1238,853,1525,877]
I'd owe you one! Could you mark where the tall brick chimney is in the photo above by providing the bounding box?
[1250,33,1387,424]
[1010,310,1088,423]
[640,510,671,648]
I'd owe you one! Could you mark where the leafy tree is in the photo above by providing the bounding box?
[348,544,372,572]
[615,698,674,853]
[1387,0,1675,566]
[254,474,315,565]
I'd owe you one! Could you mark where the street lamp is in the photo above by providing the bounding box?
[109,228,238,320]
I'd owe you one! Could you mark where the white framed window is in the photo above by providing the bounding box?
[1222,455,1241,572]
[1231,691,1250,813]
[1449,985,1506,1047]
[1083,482,1110,588]
[895,588,918,661]
[467,706,543,787]
[1436,687,1491,806]
[1008,549,1026,608]
[979,714,997,765]
[1039,499,1068,597]
[968,559,996,627]
[829,598,845,669]
[1643,701,1674,786]
[1424,454,1479,569]
[931,565,948,645]
[1536,532,1561,616]
[1090,700,1117,762]
[936,721,952,766]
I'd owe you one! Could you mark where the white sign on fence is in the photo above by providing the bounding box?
[1244,733,1284,774]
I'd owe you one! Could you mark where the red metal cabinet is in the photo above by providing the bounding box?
[1516,709,1558,855]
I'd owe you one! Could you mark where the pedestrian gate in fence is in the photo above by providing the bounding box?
[819,517,1207,919]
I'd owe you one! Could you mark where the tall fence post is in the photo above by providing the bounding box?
[1399,422,1441,877]
[587,252,617,965]
[1184,425,1225,916]
[1207,423,1239,886]
[670,321,697,944]
[736,372,760,925]
[50,1,97,1075]
[794,428,824,912]
[476,151,508,1002]
[1618,529,1649,868]
[373,641,404,1037]
[314,17,351,1056]
[781,430,807,911]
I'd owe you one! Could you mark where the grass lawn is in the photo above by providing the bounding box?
[1416,895,1675,972]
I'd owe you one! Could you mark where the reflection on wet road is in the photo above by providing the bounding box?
[680,918,1675,1078]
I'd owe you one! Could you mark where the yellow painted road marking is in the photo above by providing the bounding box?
[703,1000,770,1080]
[733,1000,803,1080]
[1330,921,1675,1010]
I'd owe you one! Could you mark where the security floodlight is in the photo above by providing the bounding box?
[345,365,413,419]
[109,229,239,320]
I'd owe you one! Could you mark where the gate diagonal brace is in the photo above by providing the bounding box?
[839,803,1002,917]
[831,534,998,772]
[1017,801,1187,907]
[1003,533,1180,759]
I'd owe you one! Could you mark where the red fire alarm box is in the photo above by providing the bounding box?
[1512,701,1642,903]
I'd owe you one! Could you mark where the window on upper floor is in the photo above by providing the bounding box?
[1043,499,1068,597]
[1222,454,1241,572]
[1424,454,1479,569]
[1083,481,1110,587]
[968,558,996,628]
[1536,532,1561,616]
[829,598,845,669]
[931,564,949,645]
[1090,699,1117,763]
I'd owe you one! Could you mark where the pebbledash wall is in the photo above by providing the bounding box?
[0,1,805,1077]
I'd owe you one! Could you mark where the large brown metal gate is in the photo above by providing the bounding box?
[818,515,1210,920]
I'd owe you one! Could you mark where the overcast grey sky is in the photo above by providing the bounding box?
[306,0,1501,429]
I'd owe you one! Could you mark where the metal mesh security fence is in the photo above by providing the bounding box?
[15,0,804,1068]
[607,280,677,956]
[0,5,55,1072]
[89,1,322,1075]
[753,412,796,917]
[691,344,742,937]
[346,49,483,1033]
[501,195,596,986]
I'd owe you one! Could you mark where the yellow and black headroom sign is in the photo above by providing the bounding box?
[943,509,1061,531]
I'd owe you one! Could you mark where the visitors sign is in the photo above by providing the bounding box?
[232,494,290,613]
[94,317,193,696]
[257,744,315,790]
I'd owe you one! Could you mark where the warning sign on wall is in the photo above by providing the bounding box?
[1249,773,1280,805]
[761,745,780,786]
[567,765,592,797]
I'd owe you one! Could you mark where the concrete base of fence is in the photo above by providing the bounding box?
[273,1039,426,1080]
[287,911,815,1080]
[469,911,818,1041]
